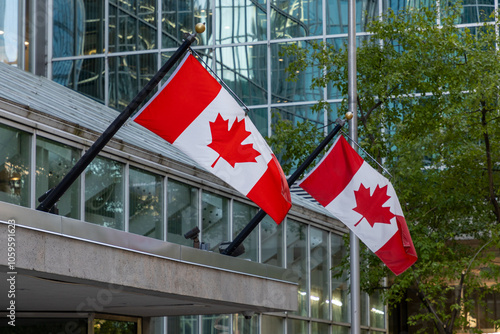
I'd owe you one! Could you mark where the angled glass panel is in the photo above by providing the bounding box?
[287,219,309,316]
[167,179,199,247]
[271,0,323,39]
[85,156,124,230]
[271,41,323,103]
[261,215,284,267]
[36,137,81,219]
[216,44,268,106]
[0,124,30,207]
[310,227,329,319]
[129,167,164,240]
[162,0,212,48]
[216,0,267,43]
[201,191,229,251]
[232,201,259,261]
[0,1,20,66]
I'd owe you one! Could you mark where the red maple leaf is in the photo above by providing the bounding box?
[208,114,261,168]
[353,184,395,227]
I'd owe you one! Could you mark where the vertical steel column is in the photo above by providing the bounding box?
[348,0,361,333]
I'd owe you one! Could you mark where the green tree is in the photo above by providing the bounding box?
[274,4,500,334]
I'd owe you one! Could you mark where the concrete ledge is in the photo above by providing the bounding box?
[0,202,298,317]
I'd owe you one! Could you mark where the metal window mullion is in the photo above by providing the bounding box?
[163,176,168,242]
[104,0,110,106]
[157,0,162,70]
[124,162,130,232]
[18,0,26,70]
[47,0,53,79]
[328,232,333,322]
[30,131,37,208]
[307,224,311,319]
[80,148,86,220]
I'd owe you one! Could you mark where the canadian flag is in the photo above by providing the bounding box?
[132,53,292,224]
[299,135,417,275]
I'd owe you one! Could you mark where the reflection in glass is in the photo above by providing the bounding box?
[109,53,157,110]
[261,215,284,267]
[247,108,268,138]
[85,156,124,230]
[216,44,268,106]
[129,167,163,240]
[0,1,19,66]
[232,201,259,261]
[331,324,350,334]
[271,0,322,38]
[370,289,385,329]
[310,227,329,319]
[326,0,378,35]
[202,314,229,334]
[271,42,323,103]
[331,233,349,323]
[287,219,309,316]
[93,318,137,333]
[109,1,157,53]
[202,191,229,251]
[162,0,211,48]
[0,124,30,207]
[167,179,199,246]
[168,315,199,334]
[36,137,81,219]
[216,0,266,43]
[233,313,259,333]
[261,315,283,333]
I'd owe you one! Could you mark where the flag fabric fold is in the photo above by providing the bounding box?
[299,135,417,275]
[132,53,292,224]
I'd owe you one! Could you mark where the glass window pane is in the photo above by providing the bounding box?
[232,201,259,261]
[202,191,229,251]
[271,104,324,130]
[202,314,229,334]
[109,1,156,53]
[361,291,369,326]
[271,42,323,104]
[129,167,164,240]
[85,156,124,229]
[370,289,386,329]
[36,137,80,219]
[162,0,212,48]
[216,0,266,43]
[311,322,329,333]
[216,45,268,106]
[261,215,284,267]
[310,227,329,319]
[53,0,87,57]
[168,315,199,333]
[331,233,349,323]
[53,58,105,103]
[167,179,199,246]
[93,318,137,333]
[261,315,283,334]
[332,325,349,334]
[109,53,158,110]
[287,219,309,317]
[326,0,379,35]
[286,318,307,334]
[248,108,268,138]
[0,124,30,207]
[233,313,259,334]
[0,1,19,66]
[271,0,323,39]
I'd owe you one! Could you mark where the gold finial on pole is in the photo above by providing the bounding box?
[195,23,206,34]
[345,111,354,120]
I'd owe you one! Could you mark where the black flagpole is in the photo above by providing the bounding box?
[37,28,203,213]
[222,118,346,256]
